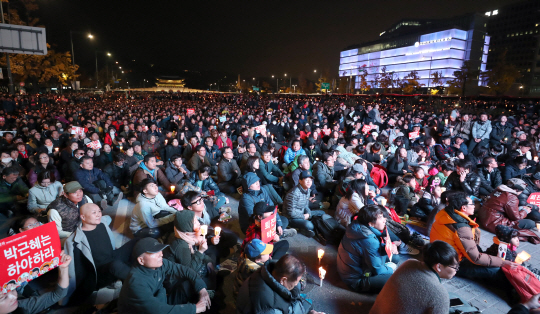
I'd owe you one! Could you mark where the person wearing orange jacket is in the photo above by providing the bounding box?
[430,191,518,286]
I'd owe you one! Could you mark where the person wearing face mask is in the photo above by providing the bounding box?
[0,150,20,174]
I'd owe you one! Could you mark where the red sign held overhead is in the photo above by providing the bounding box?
[187,109,195,115]
[409,131,420,140]
[362,124,372,133]
[261,208,278,244]
[0,222,62,293]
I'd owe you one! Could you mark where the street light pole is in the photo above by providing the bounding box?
[1,2,14,94]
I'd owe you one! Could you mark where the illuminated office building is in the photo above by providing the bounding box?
[339,14,489,94]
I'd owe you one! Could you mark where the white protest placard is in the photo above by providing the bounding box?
[71,126,86,136]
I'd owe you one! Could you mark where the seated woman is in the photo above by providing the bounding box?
[337,204,400,293]
[410,185,442,222]
[241,201,291,261]
[165,210,216,289]
[335,179,373,227]
[243,156,283,205]
[394,174,419,215]
[187,165,228,216]
[412,167,429,194]
[28,170,63,216]
[387,147,409,184]
[477,180,540,243]
[27,151,61,187]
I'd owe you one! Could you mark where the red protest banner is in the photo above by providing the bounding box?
[385,228,393,262]
[362,124,372,133]
[0,222,61,293]
[86,140,102,150]
[527,192,540,207]
[409,131,419,140]
[187,108,195,115]
[254,124,266,134]
[71,126,87,136]
[261,208,278,244]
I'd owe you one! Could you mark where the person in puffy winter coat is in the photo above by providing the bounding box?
[410,185,442,221]
[28,170,63,215]
[444,159,481,197]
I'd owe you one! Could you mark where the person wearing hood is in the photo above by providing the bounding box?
[28,170,63,215]
[469,112,492,153]
[337,204,400,293]
[490,115,512,147]
[165,154,190,185]
[164,210,215,289]
[477,181,540,244]
[236,254,323,314]
[304,136,322,164]
[238,172,286,234]
[430,192,516,285]
[130,178,177,239]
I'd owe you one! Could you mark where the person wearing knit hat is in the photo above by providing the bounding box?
[164,210,215,288]
[233,238,274,299]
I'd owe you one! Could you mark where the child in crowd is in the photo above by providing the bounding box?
[233,239,272,298]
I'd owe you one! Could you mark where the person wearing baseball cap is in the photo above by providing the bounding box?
[118,237,211,314]
[233,239,273,298]
[46,181,91,240]
[282,170,326,238]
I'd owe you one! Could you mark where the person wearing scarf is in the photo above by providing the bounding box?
[165,210,215,288]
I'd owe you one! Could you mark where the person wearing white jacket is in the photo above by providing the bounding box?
[335,179,371,227]
[130,178,177,238]
[28,171,63,214]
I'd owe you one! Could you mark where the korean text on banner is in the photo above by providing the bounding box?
[219,116,227,122]
[254,124,266,133]
[86,140,102,150]
[409,131,420,140]
[261,209,278,244]
[527,192,540,207]
[0,222,61,293]
[385,228,393,262]
[71,126,86,136]
[362,124,372,133]
[187,109,195,115]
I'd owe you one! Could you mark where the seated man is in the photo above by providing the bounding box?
[430,192,516,285]
[103,153,130,193]
[259,149,284,187]
[370,241,459,314]
[48,181,92,239]
[133,154,173,193]
[203,136,221,168]
[75,156,123,206]
[283,140,306,165]
[234,239,272,299]
[187,145,214,174]
[62,203,137,305]
[240,142,261,172]
[478,156,502,196]
[0,166,29,216]
[435,136,456,161]
[282,170,325,238]
[238,172,287,234]
[217,147,242,194]
[165,154,190,185]
[118,237,210,314]
[130,178,177,239]
[312,152,337,199]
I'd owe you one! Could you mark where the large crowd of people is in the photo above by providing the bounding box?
[1,91,540,313]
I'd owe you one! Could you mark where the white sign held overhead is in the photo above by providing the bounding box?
[0,24,47,55]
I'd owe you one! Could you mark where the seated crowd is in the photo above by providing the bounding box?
[1,92,540,314]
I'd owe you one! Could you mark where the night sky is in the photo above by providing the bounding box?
[36,0,519,84]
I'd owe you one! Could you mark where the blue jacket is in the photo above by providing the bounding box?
[74,167,114,195]
[238,188,281,233]
[284,147,306,165]
[187,171,223,197]
[337,223,397,289]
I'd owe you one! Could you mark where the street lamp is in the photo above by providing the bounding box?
[69,31,94,66]
[292,84,297,93]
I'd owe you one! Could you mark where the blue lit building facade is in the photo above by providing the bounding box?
[339,14,490,94]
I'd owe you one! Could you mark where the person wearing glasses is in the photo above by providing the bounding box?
[9,215,42,235]
[27,170,63,215]
[370,241,460,314]
[27,151,61,187]
[63,148,85,183]
[430,192,518,285]
[130,178,177,239]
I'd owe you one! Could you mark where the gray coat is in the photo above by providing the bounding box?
[28,181,63,214]
[164,160,190,184]
[283,185,312,220]
[472,120,492,140]
[62,216,116,305]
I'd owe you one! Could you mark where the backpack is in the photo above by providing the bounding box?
[278,145,288,165]
[311,214,345,246]
[370,164,388,188]
[502,265,540,303]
